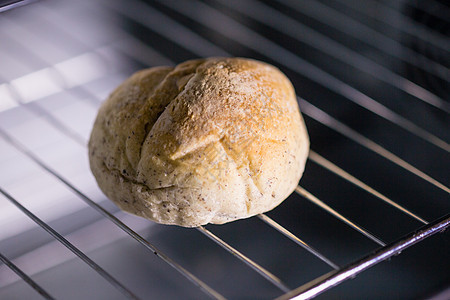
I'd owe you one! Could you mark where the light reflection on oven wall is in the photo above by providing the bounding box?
[0,1,129,242]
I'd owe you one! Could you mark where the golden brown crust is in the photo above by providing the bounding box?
[88,57,309,227]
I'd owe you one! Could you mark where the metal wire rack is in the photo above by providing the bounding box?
[0,0,448,299]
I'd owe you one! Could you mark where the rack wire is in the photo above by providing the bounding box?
[0,251,54,300]
[0,0,448,299]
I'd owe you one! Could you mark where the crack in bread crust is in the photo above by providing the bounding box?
[137,64,203,162]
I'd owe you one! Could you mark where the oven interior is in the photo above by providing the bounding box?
[0,0,449,299]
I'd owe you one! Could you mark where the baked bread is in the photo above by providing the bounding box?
[88,57,309,227]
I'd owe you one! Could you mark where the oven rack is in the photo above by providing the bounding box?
[0,0,448,299]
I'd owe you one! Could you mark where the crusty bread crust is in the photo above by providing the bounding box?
[88,57,309,227]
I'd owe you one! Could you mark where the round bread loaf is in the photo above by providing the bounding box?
[88,57,309,227]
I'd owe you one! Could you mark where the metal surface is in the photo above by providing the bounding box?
[279,214,450,300]
[0,251,54,300]
[0,187,139,300]
[0,0,448,299]
[197,226,291,293]
[0,0,34,13]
